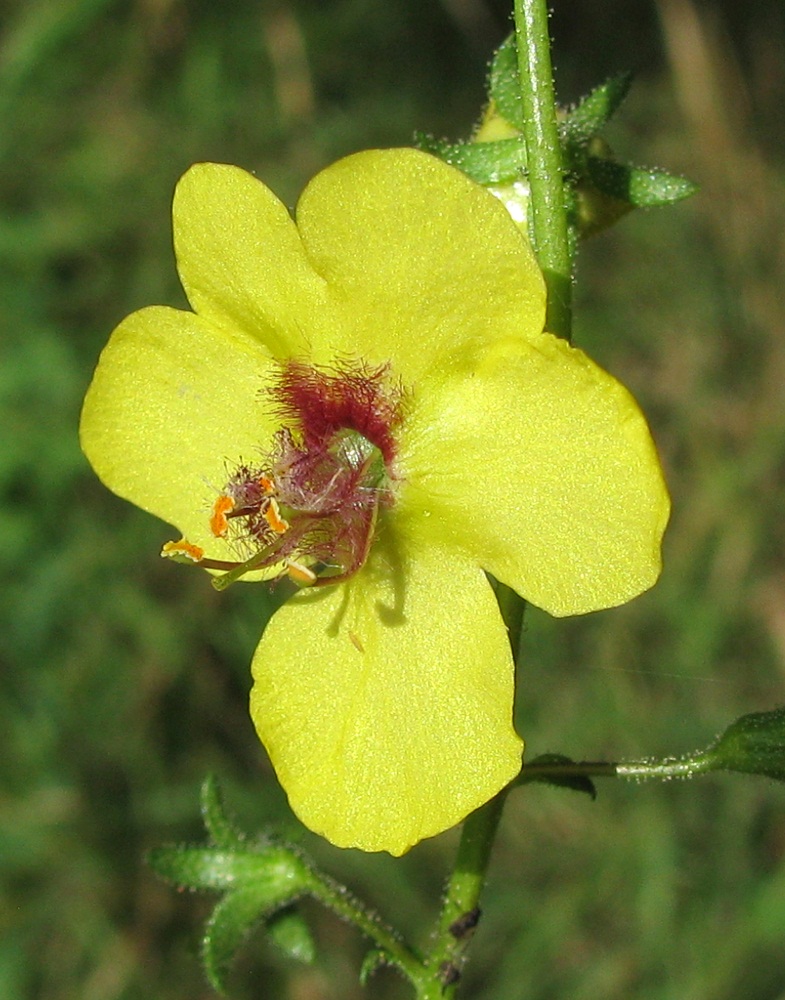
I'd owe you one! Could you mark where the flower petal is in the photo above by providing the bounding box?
[399,332,670,616]
[80,305,279,559]
[173,163,327,358]
[249,536,522,855]
[294,148,546,384]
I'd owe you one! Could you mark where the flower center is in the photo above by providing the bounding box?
[162,360,403,588]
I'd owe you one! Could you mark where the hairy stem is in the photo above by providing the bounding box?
[307,868,424,982]
[513,0,573,340]
[420,793,508,998]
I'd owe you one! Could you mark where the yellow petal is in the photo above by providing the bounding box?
[173,163,326,358]
[294,148,546,384]
[249,536,522,855]
[399,332,670,616]
[80,305,279,560]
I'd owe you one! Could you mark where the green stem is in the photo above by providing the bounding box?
[515,754,715,787]
[418,586,526,999]
[616,755,715,780]
[513,0,573,340]
[419,751,715,994]
[416,581,524,999]
[307,868,424,982]
[420,793,508,999]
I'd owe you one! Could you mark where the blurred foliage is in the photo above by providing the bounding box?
[1,0,785,998]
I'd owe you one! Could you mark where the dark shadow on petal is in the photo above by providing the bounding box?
[368,523,408,628]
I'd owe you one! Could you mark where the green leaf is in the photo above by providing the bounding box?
[415,132,527,184]
[488,34,525,130]
[562,72,633,146]
[201,774,245,849]
[517,753,597,799]
[265,907,316,965]
[587,156,698,207]
[706,706,785,781]
[203,886,285,994]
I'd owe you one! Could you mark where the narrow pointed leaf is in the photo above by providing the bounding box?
[148,844,312,893]
[203,886,285,994]
[415,132,527,184]
[488,34,525,130]
[562,72,633,146]
[148,846,259,891]
[201,774,246,849]
[587,156,698,207]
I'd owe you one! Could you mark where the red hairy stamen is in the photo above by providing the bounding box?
[271,359,403,465]
[197,359,404,589]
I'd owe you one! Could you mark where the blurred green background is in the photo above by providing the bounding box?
[2,0,785,997]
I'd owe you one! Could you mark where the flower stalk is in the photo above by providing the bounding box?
[305,868,425,983]
[421,793,508,998]
[513,0,573,341]
[422,0,572,992]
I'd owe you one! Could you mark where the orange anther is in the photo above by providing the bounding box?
[258,475,275,495]
[161,538,205,563]
[263,497,289,535]
[286,560,317,586]
[210,495,234,537]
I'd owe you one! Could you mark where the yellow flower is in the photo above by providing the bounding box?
[80,149,669,856]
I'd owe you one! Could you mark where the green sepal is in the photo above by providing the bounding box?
[561,72,633,147]
[491,48,632,143]
[148,778,421,989]
[414,132,527,184]
[488,34,525,130]
[586,156,698,207]
[201,773,246,849]
[705,706,785,782]
[516,753,597,800]
[443,35,695,237]
[203,884,293,995]
[147,843,311,893]
[360,948,393,986]
[265,906,316,965]
[149,777,316,995]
